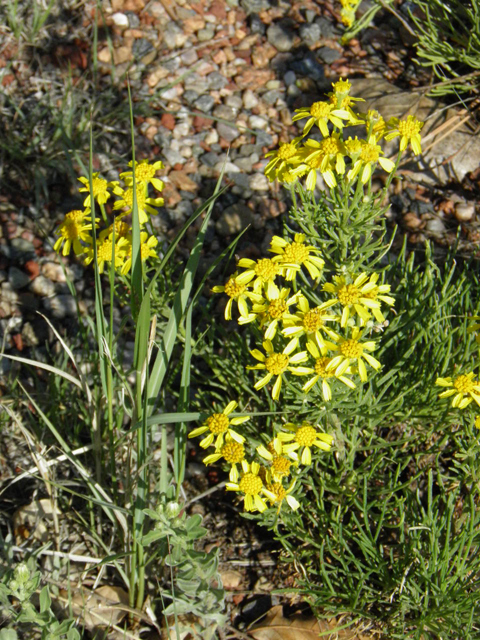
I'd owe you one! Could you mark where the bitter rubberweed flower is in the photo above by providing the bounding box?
[83,236,129,273]
[361,109,388,140]
[326,327,381,382]
[385,115,424,155]
[120,159,165,191]
[276,422,334,466]
[203,435,246,483]
[236,258,294,298]
[98,219,132,243]
[188,400,248,449]
[78,174,113,207]
[359,273,395,322]
[226,460,277,513]
[248,338,309,401]
[294,133,346,189]
[54,209,94,256]
[282,295,339,348]
[266,480,300,512]
[323,273,389,327]
[113,185,164,225]
[120,232,158,275]
[292,101,350,136]
[264,138,302,182]
[256,444,294,481]
[239,287,299,340]
[302,341,356,398]
[347,135,395,184]
[435,372,480,409]
[211,273,263,321]
[269,233,325,281]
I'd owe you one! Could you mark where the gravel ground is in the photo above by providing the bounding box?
[0,1,479,634]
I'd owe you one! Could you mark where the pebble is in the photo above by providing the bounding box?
[242,89,259,110]
[454,202,475,222]
[217,122,241,142]
[194,95,215,112]
[216,202,253,236]
[248,115,267,129]
[8,267,30,290]
[266,23,295,52]
[112,12,129,28]
[42,295,77,319]
[29,275,56,297]
[299,23,322,47]
[248,173,269,191]
[426,218,446,234]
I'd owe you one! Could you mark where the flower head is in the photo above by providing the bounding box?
[78,174,113,207]
[236,258,294,298]
[226,460,277,512]
[264,138,302,183]
[292,101,350,136]
[211,273,263,321]
[275,422,334,466]
[248,338,310,401]
[436,372,480,409]
[326,327,381,383]
[347,135,395,184]
[203,435,246,482]
[385,115,424,155]
[54,209,94,256]
[323,272,391,327]
[120,232,158,275]
[113,185,164,225]
[302,341,356,399]
[239,287,299,340]
[293,133,346,189]
[83,236,129,273]
[269,233,325,281]
[282,295,339,348]
[188,401,248,449]
[119,159,165,191]
[265,479,300,512]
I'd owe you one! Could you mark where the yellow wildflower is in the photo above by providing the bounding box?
[120,232,158,275]
[436,372,480,409]
[211,272,263,321]
[236,257,295,298]
[188,400,248,449]
[119,159,165,191]
[264,138,302,183]
[269,233,325,281]
[293,133,346,189]
[83,236,129,274]
[282,295,339,348]
[326,327,381,383]
[54,209,94,256]
[302,341,356,399]
[239,287,299,340]
[226,460,277,513]
[385,115,424,155]
[113,185,164,225]
[203,435,246,483]
[347,135,395,184]
[323,272,390,327]
[275,422,333,466]
[248,338,310,401]
[292,101,350,136]
[78,173,113,207]
[266,479,300,512]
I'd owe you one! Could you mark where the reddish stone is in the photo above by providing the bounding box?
[160,112,176,130]
[193,114,213,131]
[24,260,40,279]
[2,74,15,87]
[208,0,227,21]
[11,334,24,351]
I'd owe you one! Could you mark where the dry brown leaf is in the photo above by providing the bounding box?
[248,606,375,640]
[61,584,129,631]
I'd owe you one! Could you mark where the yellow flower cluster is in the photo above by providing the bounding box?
[213,233,394,402]
[54,159,165,275]
[188,400,333,514]
[264,78,423,190]
[339,0,362,28]
[436,317,480,429]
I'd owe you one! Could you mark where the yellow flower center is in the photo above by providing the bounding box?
[272,456,291,476]
[282,241,310,264]
[453,375,476,394]
[135,163,156,182]
[268,299,287,319]
[310,101,332,119]
[345,138,362,154]
[303,307,327,332]
[314,357,334,378]
[224,278,246,299]
[337,284,359,305]
[333,78,351,94]
[97,239,114,262]
[277,143,298,160]
[60,219,80,240]
[398,116,423,138]
[206,413,229,434]
[267,482,286,501]
[112,221,131,238]
[239,472,263,496]
[221,441,245,464]
[321,136,342,156]
[122,188,146,210]
[340,338,363,359]
[254,258,280,282]
[265,352,289,375]
[66,210,86,223]
[92,177,108,197]
[360,143,381,164]
[295,424,317,447]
